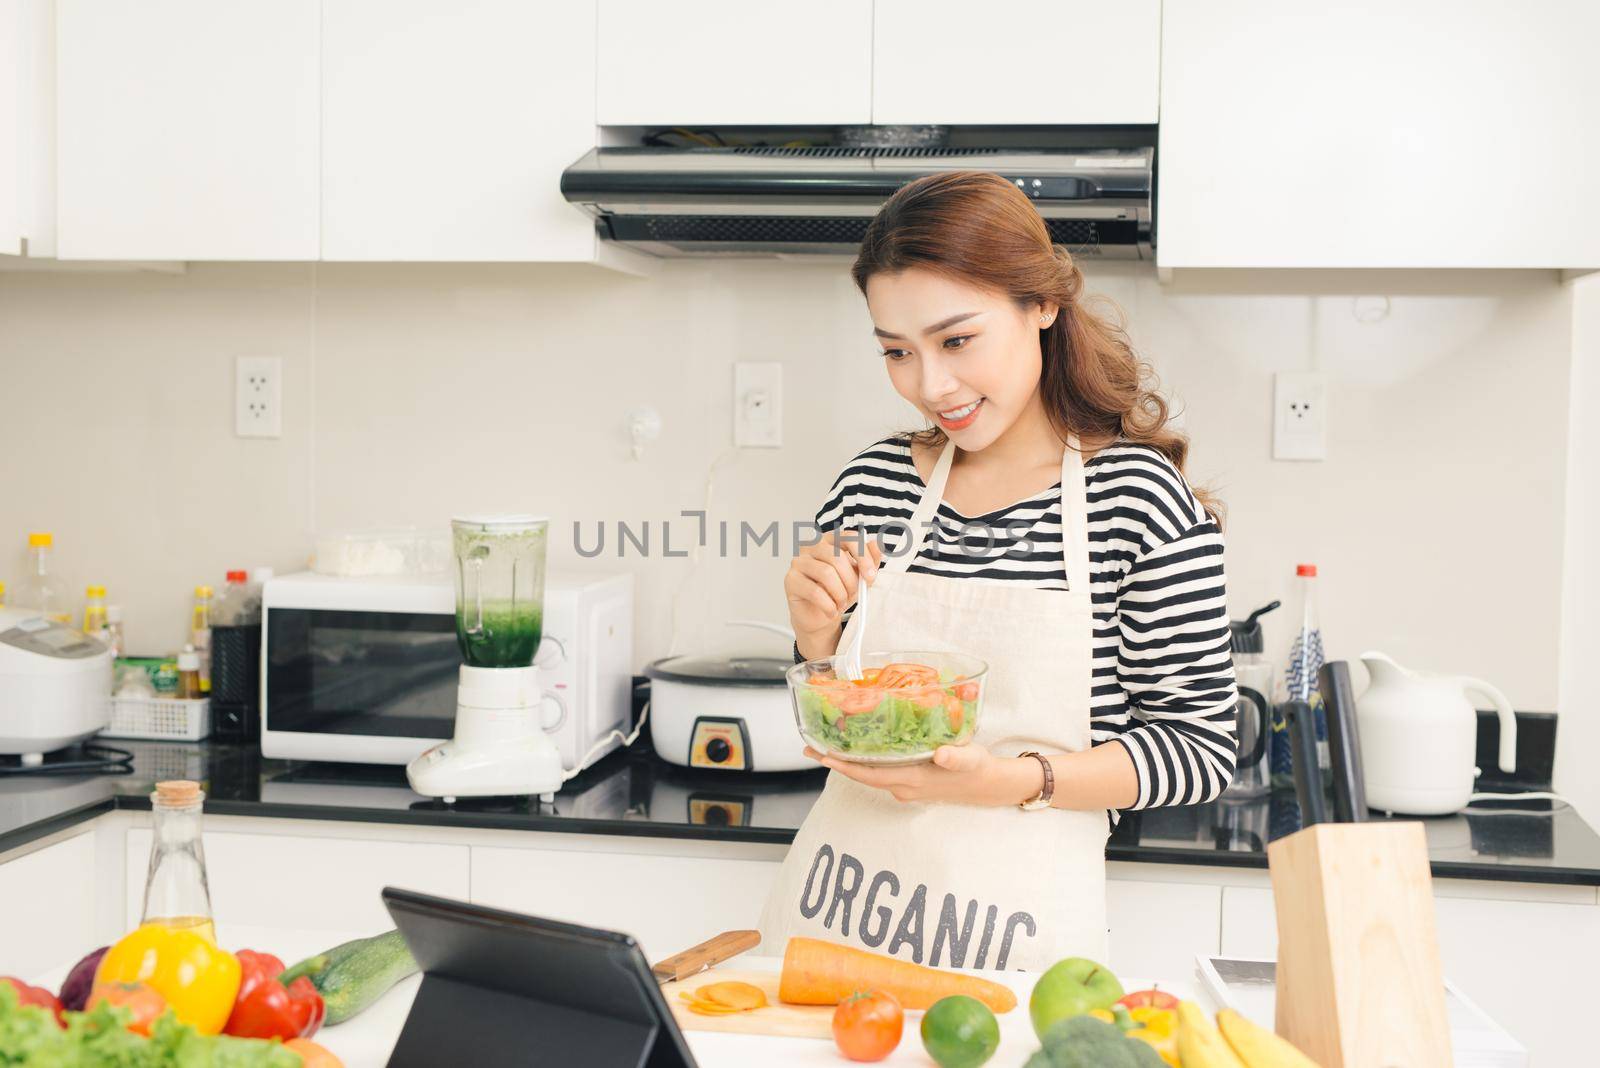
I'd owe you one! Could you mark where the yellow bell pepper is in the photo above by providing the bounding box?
[1127,1006,1180,1066]
[95,924,241,1035]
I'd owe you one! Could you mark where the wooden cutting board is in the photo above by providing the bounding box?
[660,968,834,1039]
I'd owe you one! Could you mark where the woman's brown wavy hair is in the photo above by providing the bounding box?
[850,170,1220,523]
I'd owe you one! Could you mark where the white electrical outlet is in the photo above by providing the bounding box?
[236,356,283,439]
[734,362,783,448]
[1273,370,1327,461]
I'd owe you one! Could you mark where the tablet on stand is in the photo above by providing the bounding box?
[382,886,698,1068]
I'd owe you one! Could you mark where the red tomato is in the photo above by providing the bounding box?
[88,981,167,1036]
[954,681,979,703]
[1117,987,1180,1011]
[1,977,64,1027]
[832,990,903,1062]
[942,695,966,732]
[834,687,885,716]
[909,686,944,711]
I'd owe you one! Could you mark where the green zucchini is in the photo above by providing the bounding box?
[281,928,418,1025]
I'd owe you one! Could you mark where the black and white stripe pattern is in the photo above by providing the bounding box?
[816,436,1238,813]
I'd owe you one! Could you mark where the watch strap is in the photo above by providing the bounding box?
[1018,751,1054,811]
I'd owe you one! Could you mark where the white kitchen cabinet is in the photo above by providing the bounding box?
[321,0,597,261]
[872,0,1160,126]
[1221,883,1599,1065]
[597,1,871,126]
[55,0,320,260]
[0,3,21,255]
[471,844,784,960]
[0,834,98,977]
[125,829,469,933]
[1105,877,1221,981]
[1158,1,1600,269]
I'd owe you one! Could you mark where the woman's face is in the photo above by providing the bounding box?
[864,267,1056,452]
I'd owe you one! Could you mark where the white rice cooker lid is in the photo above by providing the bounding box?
[646,654,790,688]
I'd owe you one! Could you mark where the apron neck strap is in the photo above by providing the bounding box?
[1058,435,1091,594]
[890,435,1093,593]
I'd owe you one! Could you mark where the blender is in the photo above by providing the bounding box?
[406,516,568,803]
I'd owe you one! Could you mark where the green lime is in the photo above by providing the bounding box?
[920,995,1000,1068]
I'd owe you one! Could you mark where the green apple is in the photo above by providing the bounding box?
[1028,957,1125,1040]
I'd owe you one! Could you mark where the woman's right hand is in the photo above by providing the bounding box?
[785,529,882,659]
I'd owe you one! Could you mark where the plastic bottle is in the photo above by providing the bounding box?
[139,780,218,944]
[104,605,125,657]
[16,532,64,622]
[175,644,203,700]
[1270,564,1329,789]
[83,585,108,636]
[244,566,273,624]
[211,571,248,627]
[189,586,214,693]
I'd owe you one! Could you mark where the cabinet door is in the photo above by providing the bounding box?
[1158,1,1600,268]
[55,0,319,260]
[0,1,21,255]
[472,845,783,960]
[126,830,469,934]
[0,835,97,977]
[321,0,596,261]
[872,0,1160,125]
[1105,878,1221,981]
[597,0,871,126]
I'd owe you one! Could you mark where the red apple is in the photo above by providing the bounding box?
[1116,987,1179,1012]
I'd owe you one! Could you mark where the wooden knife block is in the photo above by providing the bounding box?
[1266,822,1452,1067]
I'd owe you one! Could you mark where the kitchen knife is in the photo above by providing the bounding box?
[1285,698,1329,826]
[1319,660,1369,823]
[650,929,761,985]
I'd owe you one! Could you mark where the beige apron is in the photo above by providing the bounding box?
[759,437,1109,973]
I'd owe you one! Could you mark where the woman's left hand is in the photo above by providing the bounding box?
[804,744,1040,808]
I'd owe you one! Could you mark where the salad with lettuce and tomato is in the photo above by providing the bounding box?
[791,657,985,763]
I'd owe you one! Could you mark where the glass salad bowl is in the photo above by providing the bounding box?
[789,651,988,765]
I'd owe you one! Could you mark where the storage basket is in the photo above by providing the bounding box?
[103,696,211,742]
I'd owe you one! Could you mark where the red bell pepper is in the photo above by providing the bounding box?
[1,977,65,1027]
[222,950,325,1040]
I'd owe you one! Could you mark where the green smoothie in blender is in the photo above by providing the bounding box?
[453,518,548,668]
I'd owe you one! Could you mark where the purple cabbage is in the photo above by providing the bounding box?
[57,946,107,1011]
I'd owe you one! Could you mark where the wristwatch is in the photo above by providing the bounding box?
[1017,751,1054,812]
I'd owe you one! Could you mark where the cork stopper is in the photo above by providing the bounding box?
[153,780,203,807]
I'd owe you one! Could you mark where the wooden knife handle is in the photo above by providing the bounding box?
[651,929,761,982]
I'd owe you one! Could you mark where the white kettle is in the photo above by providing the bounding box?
[1356,651,1517,815]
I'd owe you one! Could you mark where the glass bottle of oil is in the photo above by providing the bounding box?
[140,780,218,944]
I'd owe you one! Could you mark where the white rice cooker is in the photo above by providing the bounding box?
[0,609,114,762]
[644,652,811,773]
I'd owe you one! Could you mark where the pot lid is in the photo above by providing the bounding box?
[646,654,791,687]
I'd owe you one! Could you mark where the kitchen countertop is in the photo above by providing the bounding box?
[24,926,1200,1068]
[3,739,1598,887]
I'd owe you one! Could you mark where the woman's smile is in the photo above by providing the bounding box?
[935,398,985,431]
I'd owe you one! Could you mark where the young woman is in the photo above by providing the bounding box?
[758,171,1237,973]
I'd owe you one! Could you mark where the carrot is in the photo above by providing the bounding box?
[778,937,1017,1014]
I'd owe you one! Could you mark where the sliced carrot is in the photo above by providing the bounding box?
[686,1001,745,1016]
[697,981,768,1010]
[778,936,1016,1014]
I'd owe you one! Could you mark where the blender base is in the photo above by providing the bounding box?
[406,735,565,799]
[405,665,567,799]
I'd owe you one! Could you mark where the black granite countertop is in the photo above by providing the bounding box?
[3,740,1597,887]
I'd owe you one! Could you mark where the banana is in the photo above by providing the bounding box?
[1216,1009,1323,1068]
[1175,1001,1248,1068]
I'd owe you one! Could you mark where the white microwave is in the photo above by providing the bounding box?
[260,571,633,770]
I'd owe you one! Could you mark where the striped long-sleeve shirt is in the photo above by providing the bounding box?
[813,436,1238,813]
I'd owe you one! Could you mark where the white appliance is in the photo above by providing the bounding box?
[261,571,633,772]
[0,609,114,762]
[1356,651,1518,816]
[644,653,812,773]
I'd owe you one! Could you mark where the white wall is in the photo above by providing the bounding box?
[0,261,1574,711]
[1556,274,1600,821]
